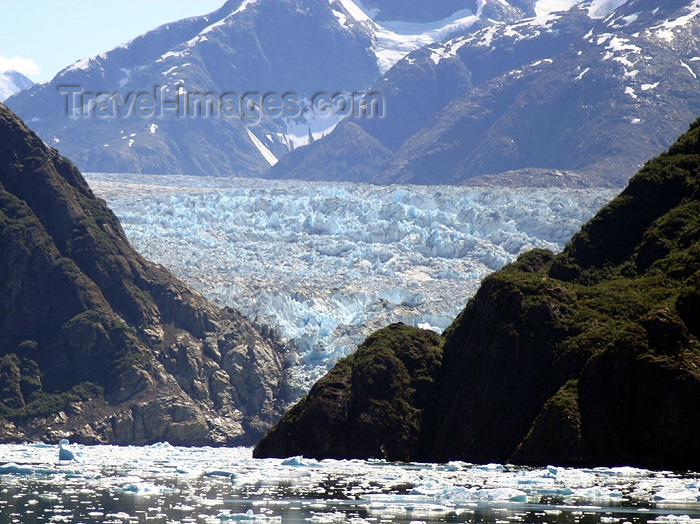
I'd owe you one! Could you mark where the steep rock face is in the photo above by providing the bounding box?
[431,118,700,468]
[254,323,443,461]
[256,118,700,468]
[0,103,291,444]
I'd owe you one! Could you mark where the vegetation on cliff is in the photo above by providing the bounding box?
[254,323,443,461]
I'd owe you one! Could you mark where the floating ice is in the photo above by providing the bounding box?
[650,517,700,523]
[281,456,319,467]
[58,439,76,461]
[217,509,281,521]
[0,462,34,475]
[1,443,699,522]
[204,470,235,478]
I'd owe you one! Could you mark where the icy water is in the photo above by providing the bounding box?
[2,444,700,523]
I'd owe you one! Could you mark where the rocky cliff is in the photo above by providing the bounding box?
[255,117,700,469]
[254,323,443,461]
[0,103,292,445]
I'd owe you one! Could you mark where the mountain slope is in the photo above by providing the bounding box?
[381,1,700,186]
[254,323,443,461]
[0,103,291,444]
[268,0,700,187]
[6,0,379,177]
[255,116,700,469]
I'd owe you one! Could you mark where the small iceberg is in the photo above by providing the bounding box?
[204,469,235,479]
[281,456,318,467]
[217,509,281,521]
[58,439,76,461]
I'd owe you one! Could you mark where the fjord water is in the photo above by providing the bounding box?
[1,443,700,523]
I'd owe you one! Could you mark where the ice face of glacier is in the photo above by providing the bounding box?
[86,174,615,394]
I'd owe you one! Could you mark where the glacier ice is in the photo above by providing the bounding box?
[85,173,616,393]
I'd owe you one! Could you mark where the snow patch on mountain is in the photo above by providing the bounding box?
[65,54,107,74]
[587,0,630,20]
[428,38,470,65]
[337,0,372,22]
[373,29,436,73]
[575,66,591,80]
[283,114,341,150]
[535,0,579,16]
[681,60,698,79]
[233,0,260,16]
[246,129,278,166]
[650,0,700,42]
[335,0,485,73]
[379,9,481,39]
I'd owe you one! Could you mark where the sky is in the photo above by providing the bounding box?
[0,0,226,83]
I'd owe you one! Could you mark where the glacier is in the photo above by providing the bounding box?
[85,173,616,393]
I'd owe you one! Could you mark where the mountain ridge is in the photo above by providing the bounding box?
[0,102,292,445]
[0,71,33,103]
[6,0,536,178]
[265,0,700,187]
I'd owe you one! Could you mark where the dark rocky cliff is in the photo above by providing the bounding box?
[255,117,700,469]
[0,103,291,445]
[254,323,443,461]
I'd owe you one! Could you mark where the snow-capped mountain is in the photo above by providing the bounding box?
[0,70,33,102]
[6,0,530,177]
[267,0,700,187]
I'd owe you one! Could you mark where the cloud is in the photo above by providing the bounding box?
[0,55,40,77]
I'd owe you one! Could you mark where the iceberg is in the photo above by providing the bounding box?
[58,439,76,461]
